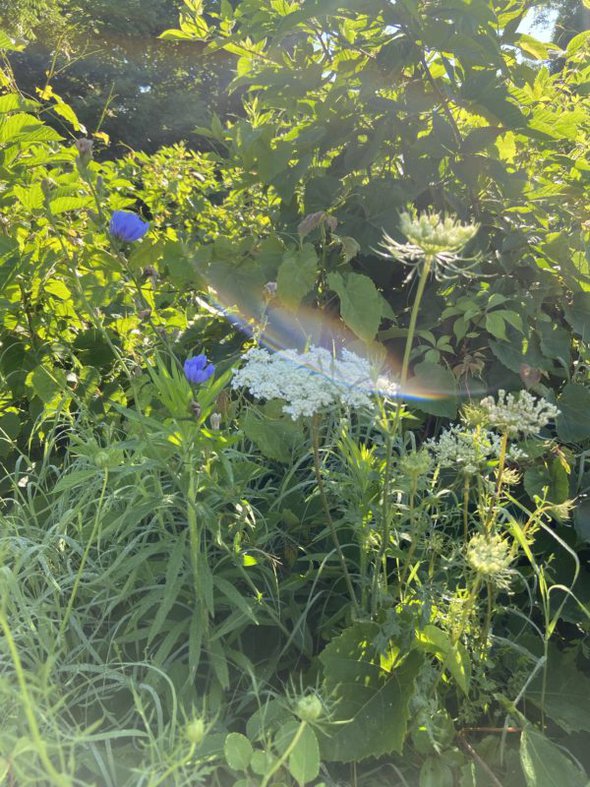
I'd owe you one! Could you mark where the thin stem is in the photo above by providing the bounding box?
[400,255,433,391]
[0,610,71,786]
[463,476,470,539]
[59,470,109,640]
[260,720,307,787]
[371,416,394,614]
[311,415,359,614]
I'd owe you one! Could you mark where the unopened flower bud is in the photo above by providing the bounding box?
[295,694,323,722]
[190,400,202,419]
[75,138,94,168]
[185,718,205,744]
[210,412,222,430]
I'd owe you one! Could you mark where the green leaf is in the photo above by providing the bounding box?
[274,721,320,785]
[49,195,94,214]
[13,183,44,211]
[527,646,590,733]
[224,732,253,771]
[27,365,67,404]
[574,498,590,543]
[406,362,458,418]
[415,624,471,695]
[319,622,423,762]
[276,244,317,309]
[564,292,590,341]
[242,405,304,461]
[327,272,383,343]
[556,384,590,443]
[520,729,587,787]
[524,459,569,504]
[486,311,507,340]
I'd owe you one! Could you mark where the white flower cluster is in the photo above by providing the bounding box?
[427,426,526,476]
[231,346,398,420]
[479,390,559,436]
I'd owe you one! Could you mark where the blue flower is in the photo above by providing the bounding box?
[184,355,215,385]
[109,210,149,242]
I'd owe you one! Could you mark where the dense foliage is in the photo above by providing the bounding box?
[1,0,590,784]
[0,0,236,152]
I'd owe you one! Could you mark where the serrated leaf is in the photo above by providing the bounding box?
[319,622,423,762]
[49,195,93,214]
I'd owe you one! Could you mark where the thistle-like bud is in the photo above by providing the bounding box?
[399,211,479,255]
[466,533,514,588]
[185,717,205,744]
[295,694,323,722]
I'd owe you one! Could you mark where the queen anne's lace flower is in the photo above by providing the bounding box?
[231,346,398,419]
[427,426,526,476]
[479,390,559,436]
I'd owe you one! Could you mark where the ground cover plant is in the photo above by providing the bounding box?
[1,0,590,784]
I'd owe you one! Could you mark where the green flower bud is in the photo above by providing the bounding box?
[295,694,323,722]
[185,717,206,744]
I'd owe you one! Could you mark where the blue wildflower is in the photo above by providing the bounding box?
[184,355,215,385]
[109,210,149,242]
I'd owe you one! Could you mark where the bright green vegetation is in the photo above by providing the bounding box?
[1,0,590,784]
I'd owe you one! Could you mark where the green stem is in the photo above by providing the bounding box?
[0,610,72,786]
[260,720,307,787]
[59,470,109,640]
[400,254,433,391]
[311,415,359,615]
[398,481,419,600]
[484,432,509,535]
[371,416,394,614]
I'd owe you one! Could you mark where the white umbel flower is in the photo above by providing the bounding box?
[231,346,398,420]
[479,390,559,436]
[427,426,526,476]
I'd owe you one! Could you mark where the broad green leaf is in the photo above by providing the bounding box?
[276,244,317,309]
[27,365,67,404]
[327,272,383,342]
[242,404,304,461]
[406,362,458,418]
[13,183,44,211]
[224,732,253,771]
[563,292,590,340]
[527,646,590,733]
[274,720,320,785]
[486,311,507,340]
[415,624,471,695]
[49,195,93,214]
[520,729,587,787]
[556,384,590,443]
[319,622,423,762]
